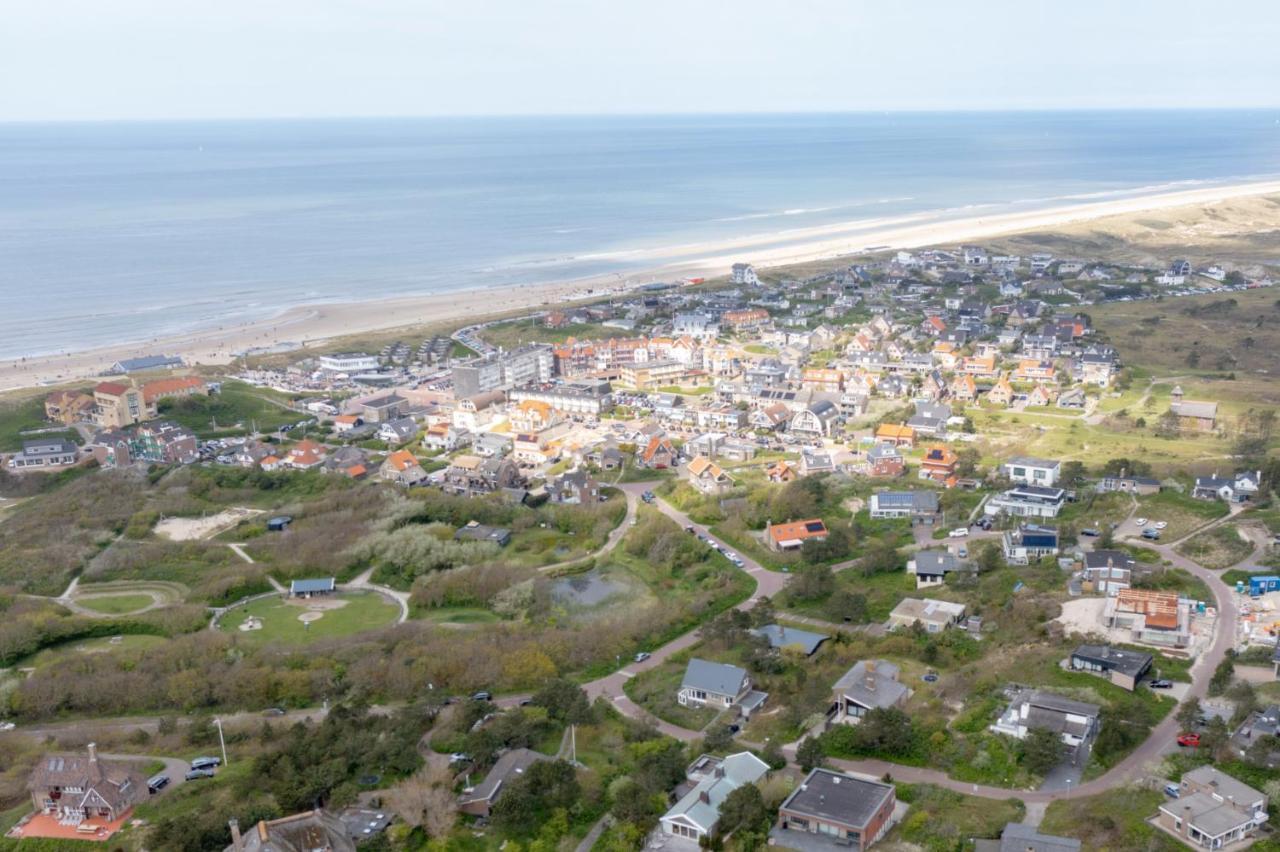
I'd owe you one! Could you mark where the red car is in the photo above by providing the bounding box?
[1177,733,1201,748]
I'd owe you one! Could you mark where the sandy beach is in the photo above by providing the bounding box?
[5,177,1280,393]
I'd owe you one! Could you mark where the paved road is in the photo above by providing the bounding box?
[538,487,638,574]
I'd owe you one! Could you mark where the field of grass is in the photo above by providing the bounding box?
[889,783,1025,849]
[1135,490,1229,540]
[1039,786,1180,851]
[75,594,157,615]
[0,395,83,453]
[1176,524,1257,570]
[622,659,720,731]
[14,634,170,673]
[217,591,400,645]
[156,380,302,438]
[479,319,631,350]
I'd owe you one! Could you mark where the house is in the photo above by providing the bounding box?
[585,441,622,470]
[290,578,335,597]
[798,450,836,477]
[441,455,522,498]
[1156,766,1267,849]
[27,744,146,826]
[907,401,951,438]
[831,660,911,724]
[719,439,757,462]
[659,752,769,843]
[1026,384,1057,407]
[377,416,419,445]
[1081,550,1135,596]
[987,374,1014,407]
[639,436,677,469]
[454,521,513,546]
[766,460,797,483]
[731,263,760,286]
[750,624,829,656]
[1098,472,1161,495]
[1193,470,1261,503]
[723,308,769,330]
[774,769,898,852]
[750,403,793,432]
[140,375,208,408]
[7,438,78,471]
[453,391,507,431]
[1069,644,1152,691]
[919,445,958,485]
[1013,359,1056,382]
[687,455,735,495]
[985,485,1066,518]
[1104,589,1191,648]
[802,368,845,393]
[866,442,905,477]
[949,374,977,401]
[474,432,513,459]
[457,749,551,818]
[1231,705,1280,764]
[1056,388,1087,410]
[908,550,968,588]
[766,518,829,552]
[285,439,327,470]
[1001,457,1060,487]
[1002,524,1059,565]
[225,809,356,852]
[973,822,1081,852]
[359,393,407,423]
[1169,391,1218,431]
[92,381,147,428]
[44,389,95,425]
[868,490,939,524]
[990,689,1100,752]
[888,598,966,633]
[547,469,600,505]
[790,400,840,437]
[873,423,915,448]
[509,399,557,433]
[678,659,765,716]
[332,414,363,434]
[381,449,428,486]
[422,422,471,452]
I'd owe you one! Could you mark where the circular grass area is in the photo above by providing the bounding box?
[76,594,157,615]
[218,591,400,645]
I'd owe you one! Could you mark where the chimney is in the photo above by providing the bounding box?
[699,790,711,805]
[714,766,725,779]
[864,661,877,692]
[229,819,244,852]
[87,743,97,763]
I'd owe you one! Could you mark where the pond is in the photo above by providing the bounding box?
[549,569,628,607]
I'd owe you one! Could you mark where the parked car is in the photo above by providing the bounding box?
[0,721,15,732]
[1164,783,1181,798]
[471,691,492,702]
[686,526,696,534]
[957,546,968,558]
[1081,528,1101,537]
[1149,679,1173,689]
[449,753,471,764]
[1135,517,1148,527]
[262,707,286,717]
[949,527,969,538]
[190,757,222,771]
[147,775,170,794]
[185,768,216,781]
[634,652,651,663]
[1177,733,1201,748]
[1142,528,1161,541]
[1155,521,1168,530]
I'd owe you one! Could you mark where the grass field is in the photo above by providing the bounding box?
[0,395,83,453]
[14,634,169,673]
[1039,786,1179,851]
[218,591,400,645]
[75,593,157,614]
[1135,490,1229,540]
[156,380,303,438]
[1176,524,1257,570]
[479,318,631,350]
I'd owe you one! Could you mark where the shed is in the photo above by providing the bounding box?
[290,578,336,597]
[267,516,293,532]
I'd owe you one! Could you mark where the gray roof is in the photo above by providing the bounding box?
[779,769,893,830]
[1172,400,1218,419]
[458,748,550,809]
[1083,550,1135,570]
[1162,792,1257,838]
[1071,644,1152,678]
[911,550,961,576]
[976,822,1081,852]
[682,658,749,697]
[834,660,909,711]
[290,578,335,594]
[662,752,769,833]
[1005,456,1060,470]
[750,624,829,656]
[872,490,939,513]
[1182,765,1265,804]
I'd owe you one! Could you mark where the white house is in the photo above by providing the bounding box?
[659,752,769,842]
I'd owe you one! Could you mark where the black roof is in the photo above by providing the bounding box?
[780,769,893,830]
[1071,644,1152,678]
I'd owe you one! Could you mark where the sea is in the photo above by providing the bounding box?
[3,110,1280,360]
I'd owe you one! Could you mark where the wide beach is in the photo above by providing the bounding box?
[5,177,1280,393]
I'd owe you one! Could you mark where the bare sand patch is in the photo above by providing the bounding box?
[155,507,263,541]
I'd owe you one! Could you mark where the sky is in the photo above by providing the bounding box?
[3,0,1280,121]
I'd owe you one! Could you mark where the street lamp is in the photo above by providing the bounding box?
[212,718,229,767]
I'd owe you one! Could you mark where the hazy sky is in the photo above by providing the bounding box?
[4,0,1280,121]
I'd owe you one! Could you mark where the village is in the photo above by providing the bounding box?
[1,244,1279,852]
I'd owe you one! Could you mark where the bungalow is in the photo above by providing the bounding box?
[678,659,759,714]
[1069,644,1152,691]
[888,598,966,633]
[332,414,363,434]
[1156,766,1267,849]
[7,438,78,471]
[831,660,911,724]
[907,550,968,589]
[687,456,735,495]
[774,769,897,852]
[868,490,939,523]
[454,521,512,547]
[1002,524,1059,565]
[874,423,916,448]
[866,442,905,477]
[457,749,551,818]
[1098,472,1161,495]
[473,431,513,458]
[1193,470,1261,503]
[990,689,1100,752]
[1056,388,1087,410]
[659,752,770,843]
[766,518,829,552]
[27,744,146,828]
[750,624,829,656]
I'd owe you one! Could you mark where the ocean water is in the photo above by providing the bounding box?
[2,110,1280,360]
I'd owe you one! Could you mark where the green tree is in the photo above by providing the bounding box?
[796,737,824,772]
[532,678,593,724]
[1020,726,1064,775]
[1209,657,1235,697]
[716,784,769,837]
[1176,697,1203,731]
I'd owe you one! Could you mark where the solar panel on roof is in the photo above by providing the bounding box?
[805,521,825,532]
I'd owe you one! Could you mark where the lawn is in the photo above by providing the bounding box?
[1039,786,1181,851]
[1135,490,1229,541]
[889,783,1025,850]
[622,658,720,731]
[0,395,83,453]
[15,634,170,673]
[155,380,303,438]
[75,594,156,615]
[1175,524,1256,570]
[217,591,401,645]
